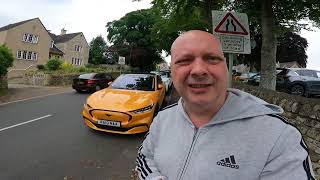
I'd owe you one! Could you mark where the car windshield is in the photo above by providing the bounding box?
[111,74,154,91]
[78,73,96,79]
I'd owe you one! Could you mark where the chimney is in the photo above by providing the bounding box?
[60,28,67,35]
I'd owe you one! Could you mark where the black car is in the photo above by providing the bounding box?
[276,68,320,97]
[72,73,114,93]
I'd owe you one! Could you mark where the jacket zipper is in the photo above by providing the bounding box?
[178,128,199,180]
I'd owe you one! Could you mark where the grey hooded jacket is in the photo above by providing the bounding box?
[136,88,315,180]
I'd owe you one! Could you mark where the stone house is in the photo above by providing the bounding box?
[0,18,89,78]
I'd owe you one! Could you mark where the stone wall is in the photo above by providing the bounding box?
[233,82,320,178]
[24,72,122,86]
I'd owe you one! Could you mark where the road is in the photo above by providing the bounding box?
[0,91,144,180]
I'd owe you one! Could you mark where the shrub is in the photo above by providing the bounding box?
[37,64,45,70]
[0,44,14,76]
[61,61,73,70]
[46,58,62,71]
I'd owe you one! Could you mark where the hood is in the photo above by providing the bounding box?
[179,88,284,126]
[87,88,155,112]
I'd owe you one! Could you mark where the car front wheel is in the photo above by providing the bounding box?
[290,84,305,96]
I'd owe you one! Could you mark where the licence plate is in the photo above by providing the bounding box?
[97,120,121,127]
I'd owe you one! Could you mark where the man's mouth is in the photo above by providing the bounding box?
[189,84,211,88]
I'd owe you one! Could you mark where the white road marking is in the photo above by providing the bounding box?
[0,114,52,132]
[0,91,71,106]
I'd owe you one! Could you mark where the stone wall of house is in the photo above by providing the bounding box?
[233,82,320,178]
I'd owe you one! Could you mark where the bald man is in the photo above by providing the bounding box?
[136,30,314,180]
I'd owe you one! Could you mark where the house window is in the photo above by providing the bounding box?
[16,51,22,59]
[22,51,27,59]
[75,45,82,52]
[28,34,33,43]
[27,51,32,60]
[16,50,37,61]
[23,34,28,42]
[32,52,38,60]
[22,33,39,44]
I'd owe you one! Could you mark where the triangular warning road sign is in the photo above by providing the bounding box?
[214,12,248,35]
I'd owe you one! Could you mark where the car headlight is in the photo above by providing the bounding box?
[130,105,154,114]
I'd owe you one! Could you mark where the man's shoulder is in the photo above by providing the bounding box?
[160,102,178,112]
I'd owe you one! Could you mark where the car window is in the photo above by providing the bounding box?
[111,74,155,91]
[287,70,299,76]
[94,73,103,79]
[105,74,113,80]
[79,73,96,79]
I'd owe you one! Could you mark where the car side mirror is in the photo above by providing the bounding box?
[157,83,164,89]
[108,81,113,86]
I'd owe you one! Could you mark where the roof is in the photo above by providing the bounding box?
[49,32,82,43]
[49,44,64,55]
[0,18,39,32]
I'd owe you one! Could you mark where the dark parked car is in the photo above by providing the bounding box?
[276,68,320,97]
[247,74,261,86]
[72,73,114,93]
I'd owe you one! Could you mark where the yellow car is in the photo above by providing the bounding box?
[82,73,166,134]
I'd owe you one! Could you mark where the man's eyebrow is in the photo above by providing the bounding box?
[203,53,225,60]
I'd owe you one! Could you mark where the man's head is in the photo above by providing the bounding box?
[170,30,228,112]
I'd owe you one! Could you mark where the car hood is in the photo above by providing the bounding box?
[86,88,156,112]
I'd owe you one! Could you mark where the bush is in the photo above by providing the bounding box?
[37,64,45,70]
[46,58,62,71]
[0,44,14,76]
[61,61,73,70]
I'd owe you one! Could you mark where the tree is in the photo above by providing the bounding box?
[137,0,320,90]
[0,44,14,76]
[277,32,308,68]
[147,0,227,53]
[238,32,308,71]
[106,9,163,71]
[89,35,108,65]
[232,0,320,89]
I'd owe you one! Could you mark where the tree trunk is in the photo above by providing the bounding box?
[204,0,215,27]
[260,0,277,90]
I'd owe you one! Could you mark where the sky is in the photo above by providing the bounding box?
[0,0,319,70]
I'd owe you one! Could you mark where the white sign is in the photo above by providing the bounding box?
[118,56,125,65]
[212,11,251,54]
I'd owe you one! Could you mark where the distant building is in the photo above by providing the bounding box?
[49,29,89,66]
[0,17,89,78]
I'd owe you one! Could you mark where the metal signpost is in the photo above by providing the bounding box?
[118,56,125,74]
[212,11,251,87]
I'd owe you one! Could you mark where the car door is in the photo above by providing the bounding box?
[302,70,320,94]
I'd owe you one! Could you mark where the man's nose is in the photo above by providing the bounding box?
[190,58,208,77]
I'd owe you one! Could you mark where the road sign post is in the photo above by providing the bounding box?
[212,11,251,87]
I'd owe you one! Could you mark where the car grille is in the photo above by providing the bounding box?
[94,123,130,132]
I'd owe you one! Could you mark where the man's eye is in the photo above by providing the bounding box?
[175,59,190,65]
[206,56,222,64]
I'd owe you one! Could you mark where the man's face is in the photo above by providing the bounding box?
[171,31,228,108]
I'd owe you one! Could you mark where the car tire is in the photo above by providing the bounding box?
[290,84,305,96]
[75,89,82,93]
[95,85,101,92]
